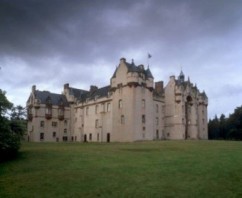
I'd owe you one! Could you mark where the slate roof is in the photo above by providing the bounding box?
[77,85,111,102]
[146,67,154,79]
[34,90,69,107]
[111,61,154,79]
[68,87,89,98]
[200,91,208,99]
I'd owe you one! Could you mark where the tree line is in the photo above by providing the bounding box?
[208,105,242,140]
[0,89,26,162]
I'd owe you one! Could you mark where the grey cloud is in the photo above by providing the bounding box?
[1,0,242,118]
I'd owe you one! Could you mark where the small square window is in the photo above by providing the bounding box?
[40,121,45,127]
[52,122,57,127]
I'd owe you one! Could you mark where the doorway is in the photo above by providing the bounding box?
[107,133,110,143]
[84,134,87,142]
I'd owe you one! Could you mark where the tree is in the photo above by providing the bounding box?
[10,105,26,120]
[10,105,27,138]
[0,89,21,161]
[219,114,226,139]
[209,105,242,140]
[0,89,13,118]
[208,115,220,139]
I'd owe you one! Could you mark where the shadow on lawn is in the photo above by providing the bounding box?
[0,150,27,163]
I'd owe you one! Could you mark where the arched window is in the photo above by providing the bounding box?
[156,104,159,113]
[119,99,123,109]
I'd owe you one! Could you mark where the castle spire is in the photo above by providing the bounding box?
[178,69,185,83]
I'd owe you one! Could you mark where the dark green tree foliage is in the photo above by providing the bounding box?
[0,89,24,161]
[208,106,242,140]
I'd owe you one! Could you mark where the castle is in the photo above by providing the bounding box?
[26,58,208,142]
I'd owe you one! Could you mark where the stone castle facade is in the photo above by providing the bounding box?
[26,58,208,142]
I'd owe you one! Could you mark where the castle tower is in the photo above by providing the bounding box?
[110,58,155,141]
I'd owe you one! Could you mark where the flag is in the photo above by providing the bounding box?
[148,53,152,58]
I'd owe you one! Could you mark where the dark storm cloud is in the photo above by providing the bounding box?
[1,0,242,117]
[1,0,242,65]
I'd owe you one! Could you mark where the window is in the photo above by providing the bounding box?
[64,128,67,134]
[58,108,64,116]
[156,117,159,125]
[40,121,45,127]
[53,132,56,137]
[97,133,99,141]
[142,99,145,108]
[162,106,165,113]
[89,133,92,141]
[45,107,52,115]
[101,103,105,112]
[95,105,98,114]
[40,133,44,140]
[118,83,123,94]
[143,126,146,131]
[121,115,125,124]
[156,130,159,139]
[156,104,159,113]
[86,107,89,115]
[119,100,123,109]
[107,103,111,112]
[64,120,68,126]
[142,115,146,123]
[95,119,99,128]
[52,122,57,127]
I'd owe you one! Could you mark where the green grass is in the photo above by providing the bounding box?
[1,141,242,197]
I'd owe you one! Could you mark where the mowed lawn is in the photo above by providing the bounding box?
[1,141,242,197]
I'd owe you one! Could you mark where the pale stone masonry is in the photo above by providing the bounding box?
[26,58,208,142]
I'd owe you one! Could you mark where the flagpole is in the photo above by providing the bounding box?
[147,53,152,68]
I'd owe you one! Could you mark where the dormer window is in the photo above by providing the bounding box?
[45,96,52,119]
[58,98,65,121]
[58,107,64,121]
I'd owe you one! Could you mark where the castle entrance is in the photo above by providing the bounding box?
[107,133,110,142]
[185,95,192,139]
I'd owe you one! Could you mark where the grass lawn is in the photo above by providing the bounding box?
[1,141,242,197]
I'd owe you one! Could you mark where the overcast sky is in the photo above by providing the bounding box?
[1,0,242,119]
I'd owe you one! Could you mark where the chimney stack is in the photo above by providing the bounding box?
[64,83,69,89]
[90,85,98,92]
[32,85,36,92]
